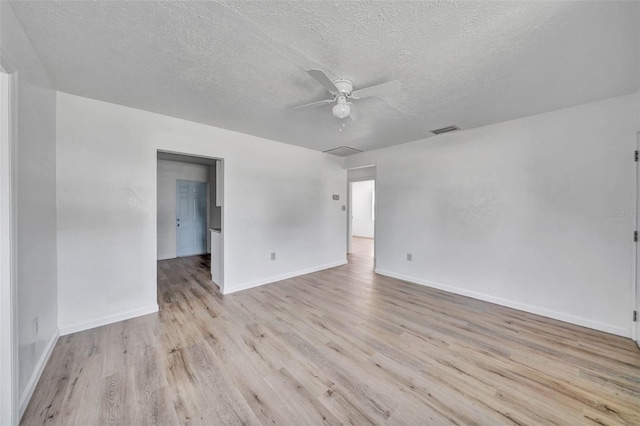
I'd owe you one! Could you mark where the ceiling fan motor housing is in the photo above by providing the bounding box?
[333,79,353,96]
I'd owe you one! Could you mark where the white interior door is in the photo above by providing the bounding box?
[176,181,207,257]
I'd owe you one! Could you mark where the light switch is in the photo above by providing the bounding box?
[332,194,339,200]
[341,205,346,211]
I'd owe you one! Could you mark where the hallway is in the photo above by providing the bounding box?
[350,236,374,259]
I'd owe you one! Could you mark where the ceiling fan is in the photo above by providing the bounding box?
[294,69,401,120]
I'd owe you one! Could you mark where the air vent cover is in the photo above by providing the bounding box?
[323,146,363,157]
[431,125,460,135]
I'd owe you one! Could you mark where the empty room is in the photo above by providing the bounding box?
[1,1,639,425]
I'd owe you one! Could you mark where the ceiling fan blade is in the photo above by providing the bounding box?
[351,80,401,100]
[293,98,335,109]
[348,103,362,121]
[307,69,339,94]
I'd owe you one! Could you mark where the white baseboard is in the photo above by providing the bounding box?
[223,260,348,295]
[19,328,59,419]
[59,304,159,336]
[375,269,630,338]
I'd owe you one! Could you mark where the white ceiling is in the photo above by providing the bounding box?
[10,1,639,153]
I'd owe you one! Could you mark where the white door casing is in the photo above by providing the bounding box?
[0,65,18,426]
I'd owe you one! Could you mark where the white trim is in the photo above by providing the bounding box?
[223,260,347,295]
[375,269,631,338]
[58,305,159,336]
[347,181,353,253]
[18,329,59,419]
[10,70,18,426]
[0,63,18,426]
[217,159,225,293]
[634,130,640,343]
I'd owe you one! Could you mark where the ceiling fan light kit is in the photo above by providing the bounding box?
[332,96,351,119]
[295,69,401,121]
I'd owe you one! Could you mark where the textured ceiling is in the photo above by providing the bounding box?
[10,1,639,152]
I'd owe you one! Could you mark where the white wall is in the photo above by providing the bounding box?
[347,166,376,182]
[351,180,375,238]
[1,2,59,418]
[157,159,208,260]
[346,93,639,337]
[56,92,346,333]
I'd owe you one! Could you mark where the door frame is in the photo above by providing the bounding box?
[1,60,18,426]
[635,131,640,346]
[175,179,208,257]
[347,174,377,266]
[156,151,225,292]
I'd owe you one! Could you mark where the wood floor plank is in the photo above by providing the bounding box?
[21,238,640,425]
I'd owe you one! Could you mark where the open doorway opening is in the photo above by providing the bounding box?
[347,165,376,268]
[156,151,224,295]
[350,180,375,258]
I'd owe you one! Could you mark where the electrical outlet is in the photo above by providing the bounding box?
[406,253,413,262]
[271,252,276,261]
[341,205,346,211]
[33,317,39,338]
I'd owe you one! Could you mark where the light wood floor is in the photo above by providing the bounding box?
[22,241,640,425]
[351,236,374,257]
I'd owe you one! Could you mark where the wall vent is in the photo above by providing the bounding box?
[431,125,460,135]
[323,146,363,157]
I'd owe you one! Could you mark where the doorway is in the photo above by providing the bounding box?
[349,179,375,259]
[347,166,377,267]
[156,151,224,291]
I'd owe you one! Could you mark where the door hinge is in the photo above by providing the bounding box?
[635,150,638,162]
[634,231,638,242]
[634,311,638,322]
